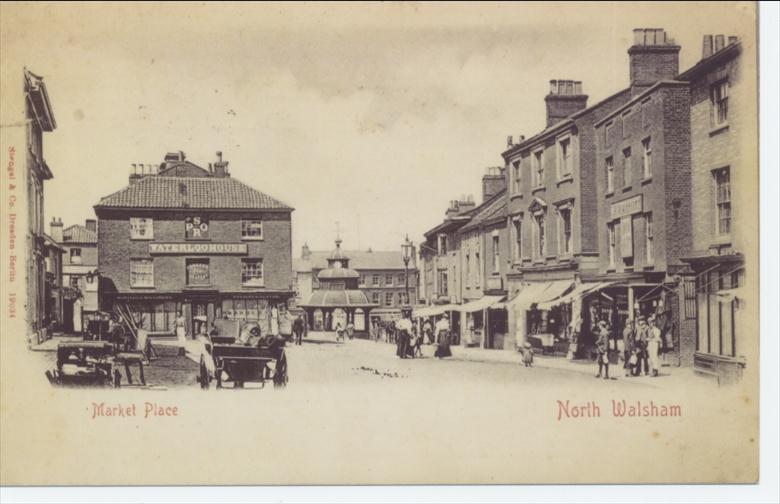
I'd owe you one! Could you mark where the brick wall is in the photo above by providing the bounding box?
[97,210,292,294]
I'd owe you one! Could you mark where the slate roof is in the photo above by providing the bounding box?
[95,176,293,210]
[295,250,411,272]
[459,189,508,233]
[63,224,97,244]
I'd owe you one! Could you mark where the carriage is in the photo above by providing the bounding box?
[45,341,147,388]
[198,319,288,389]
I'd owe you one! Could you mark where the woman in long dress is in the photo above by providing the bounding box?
[434,314,452,358]
[174,311,187,344]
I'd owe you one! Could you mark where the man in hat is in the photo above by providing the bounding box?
[595,320,610,379]
[633,316,650,376]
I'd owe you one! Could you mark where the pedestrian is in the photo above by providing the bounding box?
[335,321,345,342]
[293,315,304,346]
[595,320,610,379]
[522,341,534,367]
[346,321,355,341]
[622,319,636,377]
[174,311,188,346]
[423,319,433,345]
[434,314,452,359]
[396,311,413,359]
[647,316,662,377]
[634,316,650,376]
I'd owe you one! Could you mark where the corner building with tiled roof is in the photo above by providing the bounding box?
[94,151,294,338]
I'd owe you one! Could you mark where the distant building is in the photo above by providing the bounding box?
[42,234,64,332]
[94,151,294,338]
[51,218,99,332]
[294,242,418,326]
[298,238,378,335]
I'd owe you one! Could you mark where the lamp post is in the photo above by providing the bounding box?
[401,234,414,308]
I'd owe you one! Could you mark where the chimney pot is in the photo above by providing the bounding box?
[702,35,714,59]
[506,135,513,147]
[216,151,223,163]
[714,34,725,52]
[518,134,525,141]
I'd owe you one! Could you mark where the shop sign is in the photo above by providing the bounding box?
[149,243,248,254]
[610,194,643,220]
[185,216,209,240]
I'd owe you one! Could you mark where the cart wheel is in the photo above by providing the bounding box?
[199,356,209,390]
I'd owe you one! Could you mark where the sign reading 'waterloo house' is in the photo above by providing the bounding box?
[149,243,248,254]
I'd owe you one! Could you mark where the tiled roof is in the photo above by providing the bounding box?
[63,224,97,244]
[299,250,411,271]
[94,176,292,210]
[460,190,507,232]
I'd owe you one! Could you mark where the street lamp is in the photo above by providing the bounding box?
[401,234,414,307]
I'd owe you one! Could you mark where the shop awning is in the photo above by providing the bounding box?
[496,280,573,311]
[536,281,616,310]
[452,295,505,313]
[413,304,459,318]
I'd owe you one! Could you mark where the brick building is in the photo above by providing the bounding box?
[94,151,294,338]
[50,218,99,332]
[678,35,754,383]
[500,77,632,354]
[294,242,418,326]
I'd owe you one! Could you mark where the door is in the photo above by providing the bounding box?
[192,301,208,336]
[63,299,74,333]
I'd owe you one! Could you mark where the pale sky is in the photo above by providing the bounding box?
[1,2,755,256]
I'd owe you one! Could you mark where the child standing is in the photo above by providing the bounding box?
[522,342,534,367]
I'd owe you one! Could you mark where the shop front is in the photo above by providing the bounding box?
[453,295,506,348]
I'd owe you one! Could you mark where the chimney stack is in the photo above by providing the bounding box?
[482,166,507,202]
[714,34,725,53]
[545,79,588,127]
[85,219,97,233]
[506,135,513,148]
[49,217,63,243]
[702,35,714,59]
[628,28,680,97]
[213,151,229,177]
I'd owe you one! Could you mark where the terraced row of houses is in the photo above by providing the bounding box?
[417,28,756,384]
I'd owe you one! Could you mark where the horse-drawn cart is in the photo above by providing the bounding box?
[198,319,288,389]
[45,341,147,388]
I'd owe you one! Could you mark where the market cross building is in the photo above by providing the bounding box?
[94,151,294,338]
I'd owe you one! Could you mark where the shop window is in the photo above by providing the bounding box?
[711,80,729,127]
[642,138,652,179]
[130,218,153,240]
[241,259,264,287]
[643,213,654,265]
[714,168,731,236]
[69,247,82,265]
[605,157,614,193]
[130,259,154,288]
[241,220,263,240]
[186,258,210,286]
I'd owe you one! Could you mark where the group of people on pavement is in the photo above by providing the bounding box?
[391,311,453,360]
[595,314,663,380]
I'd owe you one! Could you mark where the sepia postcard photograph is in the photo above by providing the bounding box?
[0,1,777,497]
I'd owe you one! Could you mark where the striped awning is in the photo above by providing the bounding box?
[536,281,615,310]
